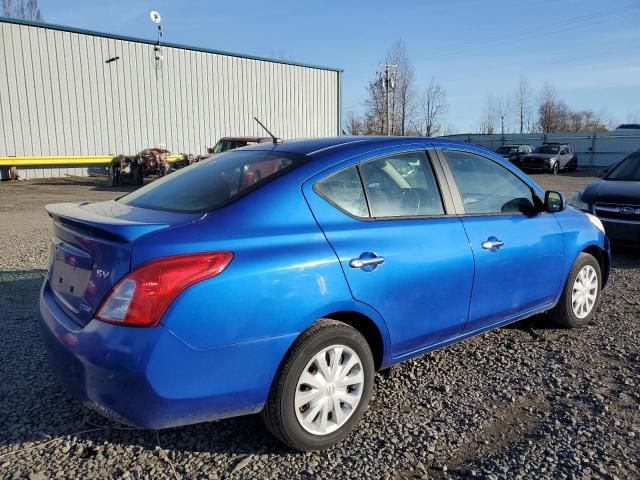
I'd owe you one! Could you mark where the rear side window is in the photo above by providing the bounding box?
[315,166,369,218]
[120,150,304,213]
[360,151,445,217]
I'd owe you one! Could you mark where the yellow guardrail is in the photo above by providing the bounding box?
[0,155,183,167]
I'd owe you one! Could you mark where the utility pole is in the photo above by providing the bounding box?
[379,64,397,136]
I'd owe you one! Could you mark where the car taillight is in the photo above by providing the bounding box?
[96,251,233,327]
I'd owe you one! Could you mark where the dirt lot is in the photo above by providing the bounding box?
[0,172,638,480]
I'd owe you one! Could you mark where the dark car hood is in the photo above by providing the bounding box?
[521,153,557,161]
[582,179,640,205]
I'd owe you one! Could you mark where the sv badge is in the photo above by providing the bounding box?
[96,269,111,279]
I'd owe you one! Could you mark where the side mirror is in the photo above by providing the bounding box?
[545,191,566,213]
[206,147,215,154]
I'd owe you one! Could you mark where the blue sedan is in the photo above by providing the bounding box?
[40,137,610,450]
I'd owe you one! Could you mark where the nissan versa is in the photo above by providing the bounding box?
[40,137,610,451]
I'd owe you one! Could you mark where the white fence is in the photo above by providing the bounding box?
[442,131,640,167]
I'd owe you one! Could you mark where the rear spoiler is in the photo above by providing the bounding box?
[46,202,173,243]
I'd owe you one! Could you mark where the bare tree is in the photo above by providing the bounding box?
[568,110,609,132]
[363,75,387,135]
[442,124,459,136]
[514,78,532,134]
[537,83,571,133]
[478,95,497,134]
[343,112,365,136]
[420,78,448,137]
[626,111,640,124]
[3,0,43,20]
[386,40,417,135]
[496,97,510,135]
[362,40,418,136]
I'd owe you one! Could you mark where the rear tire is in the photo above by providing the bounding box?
[261,319,375,451]
[547,253,601,328]
[551,161,559,175]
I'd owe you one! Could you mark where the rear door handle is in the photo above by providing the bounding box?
[349,254,385,270]
[481,237,504,251]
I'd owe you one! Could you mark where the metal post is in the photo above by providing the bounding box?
[385,66,390,136]
[380,64,397,136]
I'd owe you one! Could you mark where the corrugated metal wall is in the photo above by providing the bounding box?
[0,19,341,157]
[443,131,640,167]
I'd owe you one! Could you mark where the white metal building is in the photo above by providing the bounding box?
[0,17,342,160]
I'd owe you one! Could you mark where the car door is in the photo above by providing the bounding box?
[558,147,568,168]
[304,149,474,358]
[567,147,575,166]
[438,148,565,332]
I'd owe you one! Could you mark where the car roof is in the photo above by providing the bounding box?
[501,144,529,147]
[240,136,483,157]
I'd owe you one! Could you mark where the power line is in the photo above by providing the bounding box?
[428,4,640,60]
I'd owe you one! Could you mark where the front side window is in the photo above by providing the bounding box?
[444,150,537,215]
[497,146,517,155]
[534,145,561,154]
[120,150,304,213]
[315,166,369,218]
[360,151,445,217]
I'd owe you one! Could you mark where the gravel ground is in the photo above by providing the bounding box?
[0,172,638,480]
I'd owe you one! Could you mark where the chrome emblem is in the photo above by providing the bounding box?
[96,269,111,279]
[619,207,634,215]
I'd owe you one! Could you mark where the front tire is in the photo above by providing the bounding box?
[548,253,601,328]
[551,161,559,175]
[261,319,375,451]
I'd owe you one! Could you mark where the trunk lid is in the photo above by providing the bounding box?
[46,200,202,327]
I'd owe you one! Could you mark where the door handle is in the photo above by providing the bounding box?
[481,237,504,251]
[349,255,385,269]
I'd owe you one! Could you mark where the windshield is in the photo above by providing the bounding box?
[605,153,640,181]
[497,147,518,155]
[119,150,305,212]
[534,145,561,154]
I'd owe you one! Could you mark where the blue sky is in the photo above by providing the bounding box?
[40,0,640,133]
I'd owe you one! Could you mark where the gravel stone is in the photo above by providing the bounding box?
[0,173,638,479]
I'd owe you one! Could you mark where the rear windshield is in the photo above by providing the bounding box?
[605,153,640,181]
[534,145,561,154]
[119,150,305,213]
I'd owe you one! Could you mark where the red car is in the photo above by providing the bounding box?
[242,157,287,186]
[208,136,272,154]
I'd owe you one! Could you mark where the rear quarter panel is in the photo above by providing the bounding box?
[130,169,392,363]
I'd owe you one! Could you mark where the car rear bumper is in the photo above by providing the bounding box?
[39,281,296,429]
